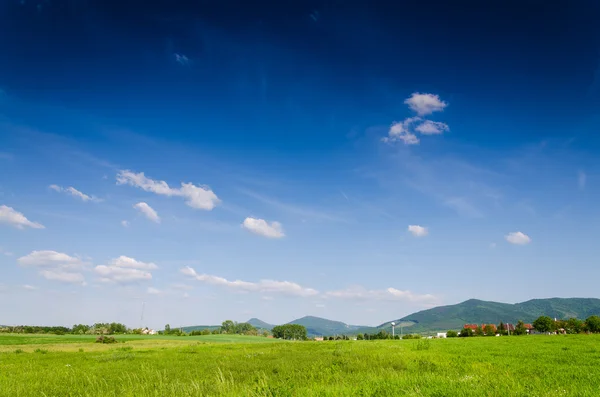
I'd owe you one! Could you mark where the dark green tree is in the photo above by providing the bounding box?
[484,325,496,336]
[221,320,235,334]
[475,326,485,336]
[446,330,458,338]
[585,315,600,333]
[459,328,473,337]
[565,318,584,334]
[271,324,307,340]
[164,324,171,334]
[356,333,364,340]
[532,316,554,333]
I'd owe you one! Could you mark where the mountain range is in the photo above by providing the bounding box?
[184,297,600,336]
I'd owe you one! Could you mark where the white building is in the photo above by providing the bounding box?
[436,332,447,338]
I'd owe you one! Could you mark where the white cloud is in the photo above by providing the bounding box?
[505,231,531,245]
[117,170,220,210]
[22,284,38,290]
[18,250,88,285]
[121,220,130,227]
[94,265,152,283]
[578,171,587,190]
[49,185,101,202]
[147,287,162,295]
[18,250,86,270]
[133,202,160,223]
[382,117,421,145]
[404,93,448,116]
[414,120,449,135]
[94,255,155,283]
[181,266,318,297]
[109,256,158,270]
[40,269,86,285]
[242,217,285,238]
[325,286,436,303]
[0,205,45,229]
[407,225,428,237]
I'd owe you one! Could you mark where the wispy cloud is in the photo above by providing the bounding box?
[325,286,436,303]
[239,189,345,223]
[0,205,45,229]
[133,202,160,223]
[181,266,319,297]
[49,185,102,202]
[174,53,190,66]
[242,217,285,238]
[94,256,153,283]
[578,171,587,190]
[121,220,130,227]
[117,170,220,210]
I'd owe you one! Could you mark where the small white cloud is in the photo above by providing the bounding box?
[18,250,86,270]
[49,185,101,202]
[147,287,162,295]
[404,93,448,116]
[325,286,436,303]
[94,265,152,283]
[578,171,587,190]
[181,266,318,297]
[22,284,38,290]
[121,220,130,227]
[40,269,86,285]
[505,231,531,245]
[109,256,158,270]
[94,255,155,283]
[414,120,450,135]
[117,170,220,211]
[0,205,45,229]
[408,225,428,237]
[382,117,421,145]
[242,217,285,238]
[133,202,160,223]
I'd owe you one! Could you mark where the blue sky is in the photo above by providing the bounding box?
[1,0,600,329]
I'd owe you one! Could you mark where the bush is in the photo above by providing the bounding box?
[96,336,117,344]
[402,334,421,340]
[446,330,458,338]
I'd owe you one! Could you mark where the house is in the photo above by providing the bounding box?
[141,328,157,335]
[314,337,324,341]
[436,332,447,338]
[481,324,497,332]
[463,324,479,330]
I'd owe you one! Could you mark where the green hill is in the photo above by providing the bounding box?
[286,316,371,337]
[246,318,274,330]
[181,325,220,333]
[380,298,600,334]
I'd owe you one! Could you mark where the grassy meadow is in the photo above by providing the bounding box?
[1,334,599,396]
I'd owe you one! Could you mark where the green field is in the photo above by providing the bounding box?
[1,334,599,396]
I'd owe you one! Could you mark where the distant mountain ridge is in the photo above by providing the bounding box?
[182,298,600,336]
[379,298,600,334]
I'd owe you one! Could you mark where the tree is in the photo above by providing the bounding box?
[532,316,554,333]
[497,322,507,336]
[475,326,485,337]
[446,330,458,338]
[459,328,473,337]
[585,315,600,333]
[512,320,527,335]
[221,320,235,334]
[271,324,307,340]
[483,325,496,336]
[164,324,171,334]
[356,333,364,340]
[565,318,584,334]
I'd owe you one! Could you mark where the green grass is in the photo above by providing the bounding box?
[1,334,599,396]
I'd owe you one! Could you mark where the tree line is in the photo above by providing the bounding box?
[454,315,600,337]
[0,323,129,335]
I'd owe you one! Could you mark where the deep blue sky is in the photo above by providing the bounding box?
[1,0,600,328]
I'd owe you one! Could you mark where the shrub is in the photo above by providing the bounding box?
[402,334,421,340]
[96,336,117,344]
[446,330,458,338]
